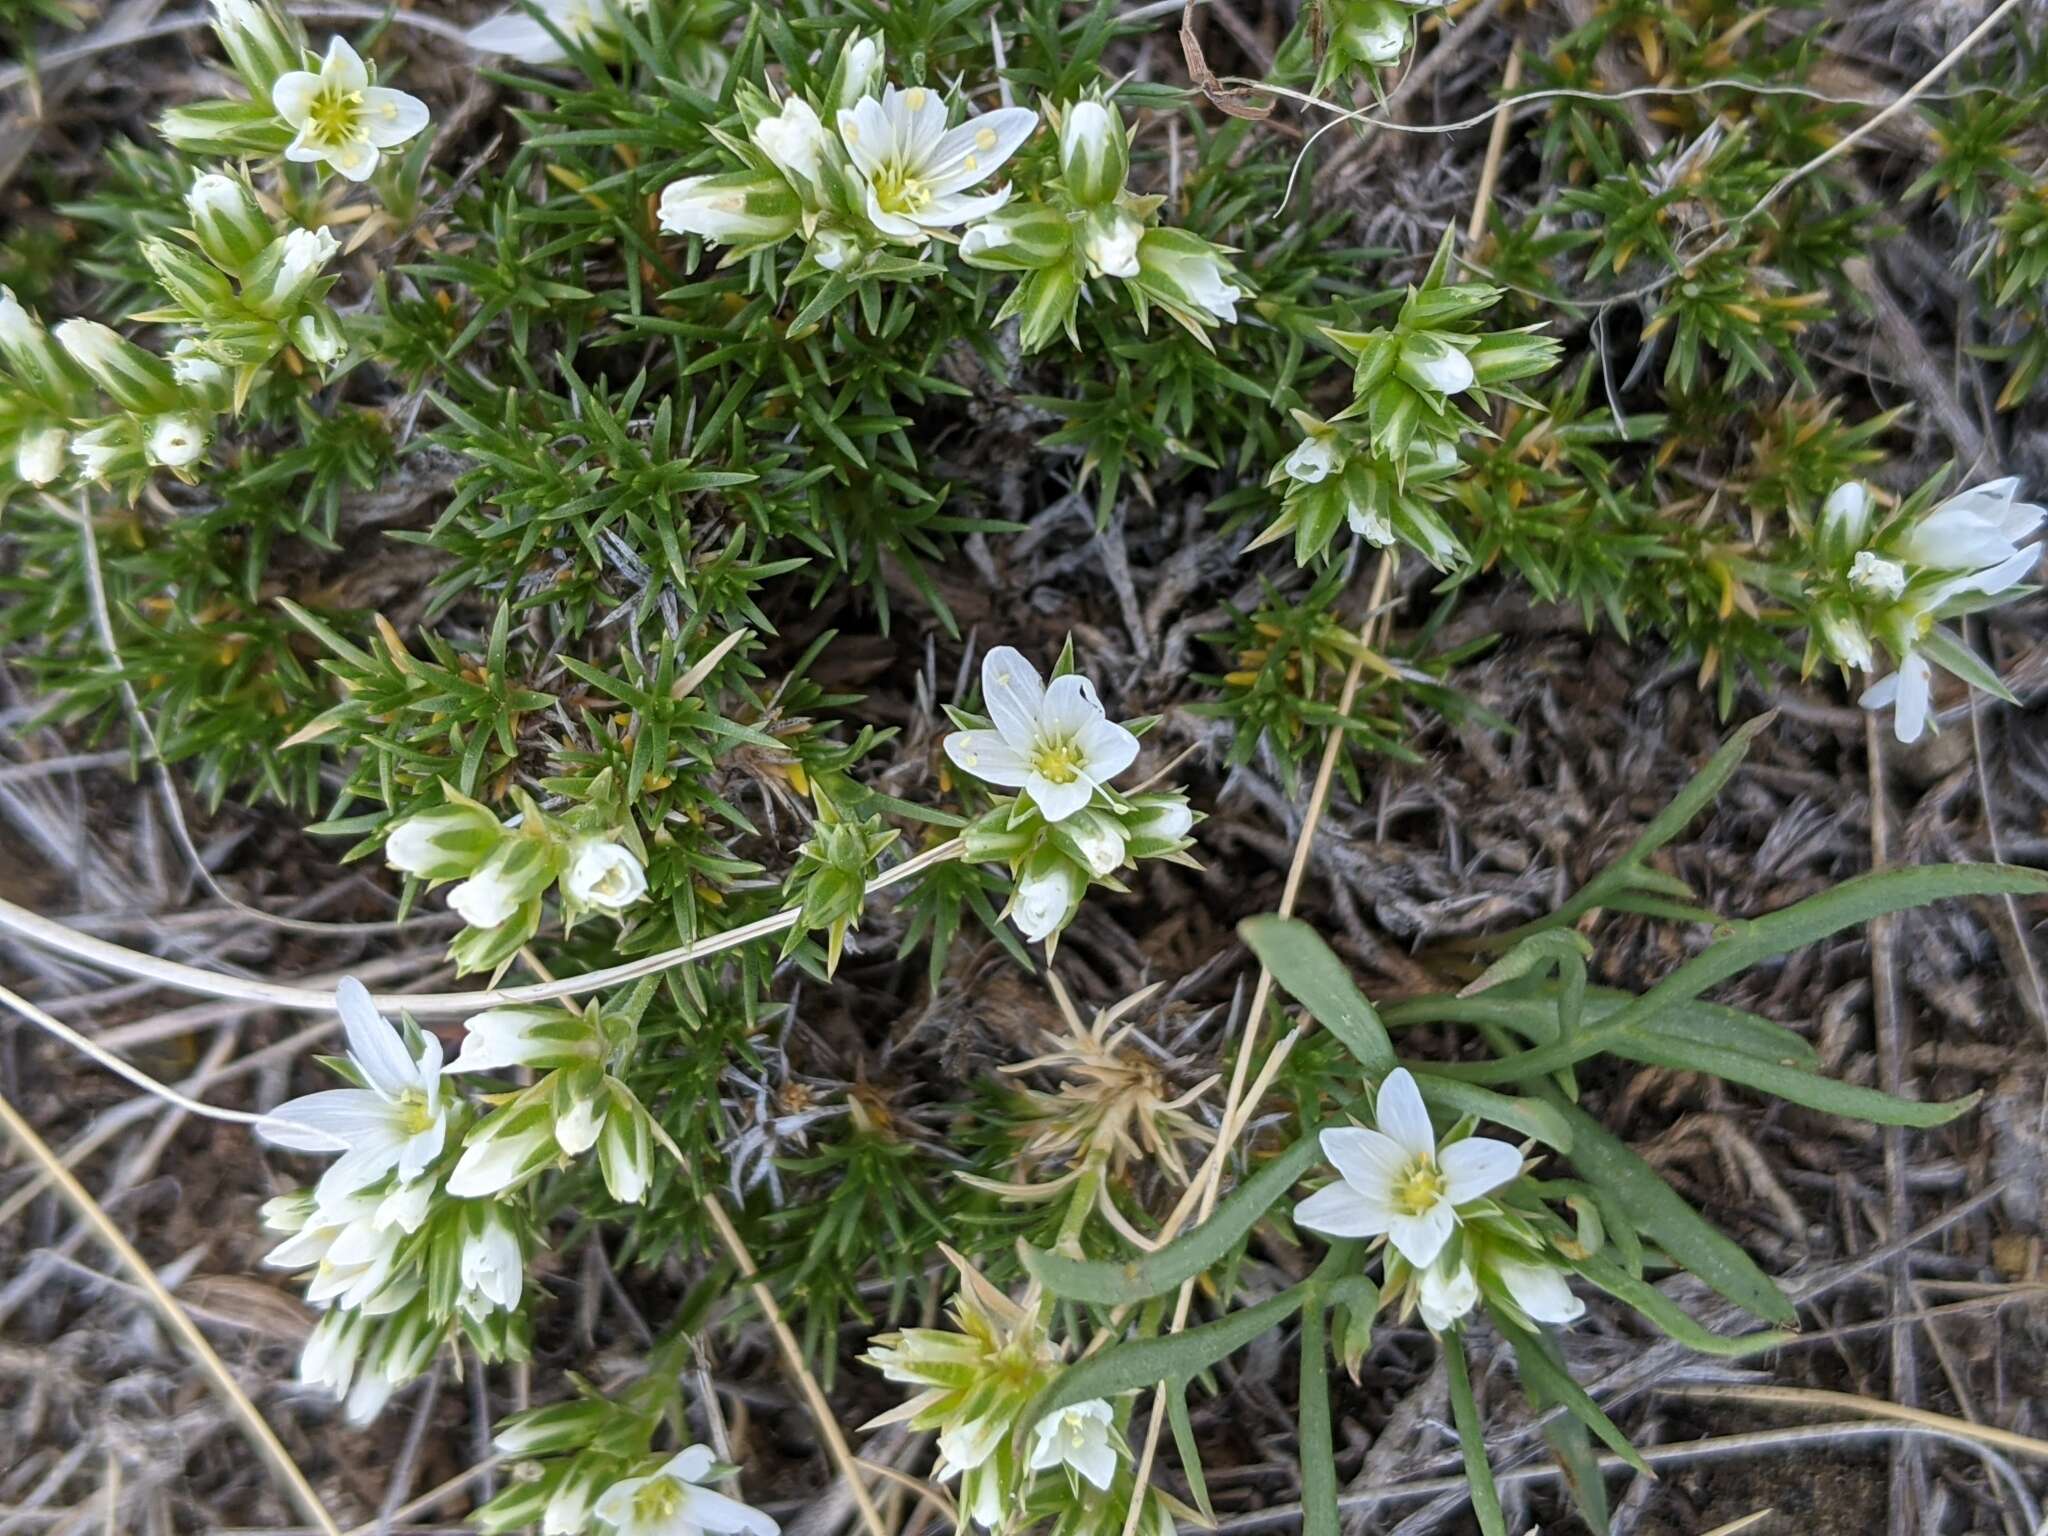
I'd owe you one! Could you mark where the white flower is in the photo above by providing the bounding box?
[304,1205,413,1310]
[1896,477,2043,593]
[1028,1399,1119,1490]
[1817,609,1872,671]
[259,225,341,310]
[1293,1067,1521,1270]
[447,1005,588,1074]
[1398,334,1475,396]
[383,799,501,880]
[592,1447,779,1536]
[752,94,829,186]
[144,414,208,469]
[257,978,450,1201]
[170,346,229,390]
[656,171,801,248]
[1860,651,1934,745]
[1081,209,1143,280]
[465,0,628,63]
[16,426,67,485]
[298,1307,370,1397]
[943,645,1140,822]
[459,1209,523,1316]
[0,285,37,347]
[1416,1256,1477,1333]
[1012,862,1080,943]
[1848,549,1906,601]
[836,84,1037,241]
[1820,480,1871,548]
[1283,435,1339,484]
[1493,1255,1584,1325]
[273,37,430,182]
[1130,798,1193,842]
[564,838,646,911]
[1134,229,1242,324]
[1346,493,1392,547]
[448,855,529,928]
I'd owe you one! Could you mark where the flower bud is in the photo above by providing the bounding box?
[750,93,830,188]
[169,341,232,406]
[1133,227,1243,325]
[960,202,1073,273]
[187,172,276,276]
[1057,809,1127,878]
[448,1005,598,1075]
[831,32,884,112]
[14,425,68,486]
[246,225,341,316]
[144,412,210,471]
[385,798,503,880]
[0,287,89,404]
[1125,792,1195,852]
[809,225,862,271]
[1337,0,1408,66]
[1816,608,1873,671]
[1006,260,1085,353]
[143,238,235,314]
[562,838,646,913]
[209,0,308,96]
[56,320,182,414]
[1010,854,1081,943]
[1079,206,1143,280]
[447,834,558,930]
[1396,332,1476,396]
[70,420,146,482]
[448,1100,560,1198]
[596,1080,655,1204]
[492,1398,615,1457]
[1849,549,1906,601]
[656,170,802,250]
[292,306,349,366]
[1059,98,1129,207]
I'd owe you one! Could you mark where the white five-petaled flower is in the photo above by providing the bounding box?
[836,84,1037,241]
[1028,1399,1119,1490]
[563,837,647,912]
[273,37,430,182]
[1293,1067,1521,1270]
[257,977,450,1200]
[943,645,1140,822]
[592,1447,780,1536]
[145,414,208,469]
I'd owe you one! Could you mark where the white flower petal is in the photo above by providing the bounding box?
[662,1447,718,1485]
[319,34,369,92]
[1024,771,1094,824]
[257,1087,393,1150]
[272,70,322,126]
[1040,673,1107,739]
[923,107,1037,196]
[1372,1068,1435,1162]
[1417,1259,1478,1332]
[325,137,381,182]
[465,11,566,62]
[1437,1136,1521,1204]
[980,645,1046,749]
[913,184,1011,229]
[1319,1125,1407,1196]
[836,97,892,178]
[943,729,1031,787]
[359,86,430,148]
[1892,651,1932,743]
[1293,1180,1392,1239]
[678,1484,780,1536]
[1384,1202,1454,1270]
[1073,715,1139,784]
[336,977,418,1097]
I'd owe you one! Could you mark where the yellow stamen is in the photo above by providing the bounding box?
[1392,1157,1446,1216]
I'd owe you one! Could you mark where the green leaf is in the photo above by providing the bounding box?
[1570,1250,1794,1357]
[1493,1312,1649,1478]
[1240,915,1396,1074]
[1610,1033,1976,1127]
[1548,1096,1797,1325]
[1167,1388,1213,1523]
[1031,1285,1310,1418]
[1022,1137,1321,1304]
[1298,1300,1339,1536]
[1411,1073,1574,1152]
[1443,1338,1507,1536]
[1917,626,2018,704]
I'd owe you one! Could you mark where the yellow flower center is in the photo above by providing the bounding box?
[1031,740,1083,785]
[633,1477,684,1524]
[1392,1157,1446,1216]
[872,162,933,216]
[306,86,366,149]
[396,1088,435,1137]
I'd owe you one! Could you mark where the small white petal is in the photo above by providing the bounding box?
[1437,1136,1521,1204]
[1385,1202,1455,1270]
[1494,1256,1584,1325]
[1293,1180,1392,1239]
[1372,1068,1436,1162]
[980,645,1047,750]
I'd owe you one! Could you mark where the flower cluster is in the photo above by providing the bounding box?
[255,980,529,1422]
[655,45,1245,352]
[162,0,428,183]
[1803,475,2043,742]
[1295,1067,1584,1335]
[960,97,1248,350]
[943,646,1197,947]
[1261,230,1561,566]
[380,781,649,974]
[862,1251,1126,1529]
[255,978,672,1422]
